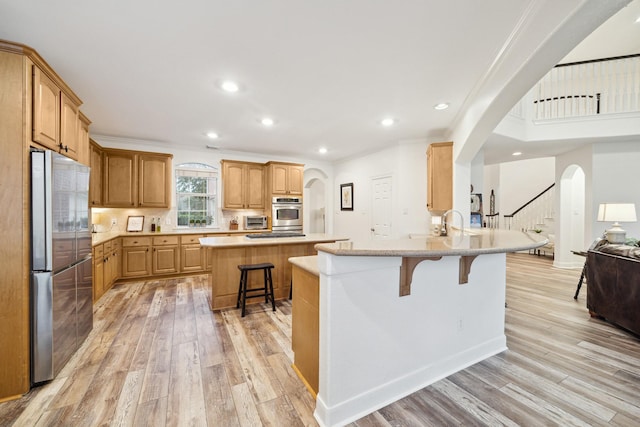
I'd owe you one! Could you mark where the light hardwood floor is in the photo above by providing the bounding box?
[2,253,640,426]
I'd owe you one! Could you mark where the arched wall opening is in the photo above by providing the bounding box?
[555,164,586,269]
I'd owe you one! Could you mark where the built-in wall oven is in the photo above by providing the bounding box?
[271,196,302,232]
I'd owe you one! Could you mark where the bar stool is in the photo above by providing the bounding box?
[236,262,276,317]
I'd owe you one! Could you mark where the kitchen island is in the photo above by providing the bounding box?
[309,229,546,427]
[199,233,347,310]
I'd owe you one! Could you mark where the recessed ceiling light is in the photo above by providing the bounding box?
[318,147,328,154]
[434,103,449,110]
[261,117,274,126]
[221,80,239,93]
[381,118,396,127]
[206,132,219,139]
[512,151,522,156]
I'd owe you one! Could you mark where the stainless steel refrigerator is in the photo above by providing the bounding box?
[30,149,93,384]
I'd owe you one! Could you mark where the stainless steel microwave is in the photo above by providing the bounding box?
[244,215,268,230]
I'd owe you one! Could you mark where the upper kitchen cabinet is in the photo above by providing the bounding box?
[426,141,453,212]
[266,161,304,196]
[102,147,172,208]
[103,149,137,207]
[221,160,265,210]
[77,112,91,166]
[32,66,60,150]
[89,140,102,206]
[32,64,84,161]
[139,153,172,207]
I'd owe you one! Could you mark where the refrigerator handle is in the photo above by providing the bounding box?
[30,150,53,271]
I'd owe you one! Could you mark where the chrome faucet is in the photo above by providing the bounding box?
[440,209,464,236]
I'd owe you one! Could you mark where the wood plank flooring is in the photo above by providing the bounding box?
[2,253,640,426]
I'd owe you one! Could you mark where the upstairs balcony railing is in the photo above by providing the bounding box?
[533,54,640,120]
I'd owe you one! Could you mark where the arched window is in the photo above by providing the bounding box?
[175,163,218,227]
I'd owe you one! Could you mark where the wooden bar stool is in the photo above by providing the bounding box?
[236,262,276,317]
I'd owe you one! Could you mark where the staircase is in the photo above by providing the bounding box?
[503,184,556,255]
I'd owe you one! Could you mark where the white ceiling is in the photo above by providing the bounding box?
[1,0,638,164]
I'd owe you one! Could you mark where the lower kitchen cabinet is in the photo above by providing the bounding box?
[93,238,121,302]
[122,236,152,278]
[93,244,105,302]
[180,234,205,273]
[152,235,180,275]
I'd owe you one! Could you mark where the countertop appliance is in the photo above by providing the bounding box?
[244,215,268,230]
[30,150,93,384]
[271,196,303,232]
[245,232,306,239]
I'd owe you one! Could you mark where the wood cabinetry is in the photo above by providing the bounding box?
[103,149,137,207]
[77,112,91,166]
[266,161,304,196]
[208,242,316,310]
[60,93,79,160]
[89,140,102,206]
[291,260,320,395]
[122,237,152,278]
[93,238,121,302]
[93,244,105,302]
[152,235,180,275]
[102,148,172,208]
[32,65,60,150]
[180,234,205,273]
[0,41,87,400]
[427,141,453,212]
[221,160,265,209]
[32,65,85,161]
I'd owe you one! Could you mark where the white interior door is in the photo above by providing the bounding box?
[371,176,392,239]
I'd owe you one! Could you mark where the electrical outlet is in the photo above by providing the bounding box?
[111,218,117,226]
[165,217,171,225]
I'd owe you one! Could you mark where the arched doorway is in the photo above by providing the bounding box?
[555,164,586,269]
[303,168,329,234]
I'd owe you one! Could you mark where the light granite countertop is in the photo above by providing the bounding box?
[315,228,547,257]
[199,233,348,248]
[288,255,319,276]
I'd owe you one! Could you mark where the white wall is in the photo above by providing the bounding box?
[332,141,429,240]
[592,140,640,241]
[495,157,555,219]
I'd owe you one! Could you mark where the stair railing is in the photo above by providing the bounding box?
[504,184,555,231]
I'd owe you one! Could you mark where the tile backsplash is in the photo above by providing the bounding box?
[91,208,266,233]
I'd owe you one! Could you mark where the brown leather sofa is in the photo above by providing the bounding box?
[587,243,640,336]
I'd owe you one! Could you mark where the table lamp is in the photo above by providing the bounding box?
[597,203,637,244]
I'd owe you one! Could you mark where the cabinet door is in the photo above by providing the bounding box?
[246,163,265,209]
[139,154,171,208]
[287,165,304,195]
[93,249,104,302]
[89,141,102,206]
[122,246,151,277]
[222,161,246,209]
[270,164,289,195]
[180,244,204,272]
[60,93,79,160]
[152,245,180,275]
[32,66,60,150]
[427,142,453,212]
[77,113,90,166]
[103,150,137,207]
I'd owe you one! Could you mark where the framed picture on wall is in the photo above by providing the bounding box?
[340,183,354,211]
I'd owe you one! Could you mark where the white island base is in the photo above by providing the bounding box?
[314,251,508,427]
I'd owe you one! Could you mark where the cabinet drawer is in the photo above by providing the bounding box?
[180,234,204,245]
[103,240,112,252]
[93,244,104,259]
[153,235,179,246]
[122,236,152,247]
[111,238,122,251]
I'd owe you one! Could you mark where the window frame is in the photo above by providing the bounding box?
[175,163,219,229]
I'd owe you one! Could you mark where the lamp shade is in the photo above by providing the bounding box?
[597,203,637,223]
